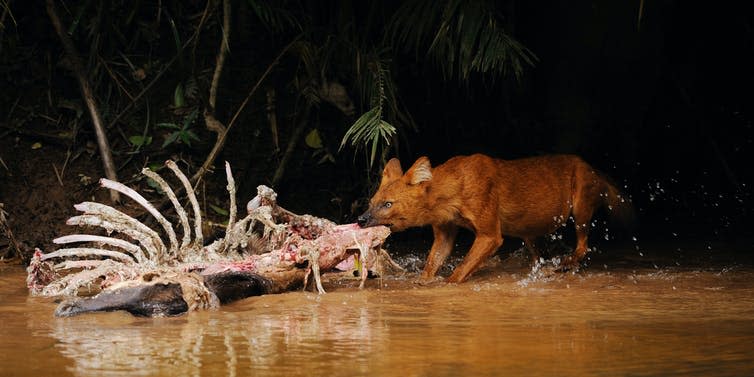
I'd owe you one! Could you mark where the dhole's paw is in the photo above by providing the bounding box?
[414,275,443,286]
[557,256,582,272]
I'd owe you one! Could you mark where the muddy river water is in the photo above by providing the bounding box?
[2,243,754,376]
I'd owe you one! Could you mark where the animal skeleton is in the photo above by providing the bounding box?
[26,160,397,315]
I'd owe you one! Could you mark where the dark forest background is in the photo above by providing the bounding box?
[1,0,752,261]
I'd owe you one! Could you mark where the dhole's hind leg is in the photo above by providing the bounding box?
[562,226,589,268]
[523,238,541,265]
[447,234,503,283]
[421,224,459,280]
[562,194,597,269]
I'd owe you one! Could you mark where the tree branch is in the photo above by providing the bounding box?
[271,103,311,187]
[190,30,302,185]
[208,0,230,112]
[46,0,119,202]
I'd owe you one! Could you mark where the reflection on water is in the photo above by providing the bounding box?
[2,248,754,377]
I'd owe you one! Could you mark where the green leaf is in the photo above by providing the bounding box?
[186,130,201,142]
[305,128,324,149]
[146,177,163,193]
[174,82,185,108]
[209,204,229,216]
[157,122,181,130]
[163,132,179,148]
[128,135,153,147]
[183,108,199,128]
[180,132,192,146]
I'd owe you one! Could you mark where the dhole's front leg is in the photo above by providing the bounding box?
[446,234,503,283]
[421,224,458,280]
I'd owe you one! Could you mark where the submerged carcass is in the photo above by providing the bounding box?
[27,161,398,317]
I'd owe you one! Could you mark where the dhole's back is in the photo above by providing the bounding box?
[442,154,631,238]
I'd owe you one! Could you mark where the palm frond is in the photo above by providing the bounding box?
[390,0,537,81]
[245,0,301,33]
[340,59,398,168]
[340,107,396,168]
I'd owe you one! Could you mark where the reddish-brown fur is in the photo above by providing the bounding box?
[357,154,633,283]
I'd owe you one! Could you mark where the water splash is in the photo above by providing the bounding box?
[516,256,562,287]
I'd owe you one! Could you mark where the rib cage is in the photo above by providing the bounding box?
[26,160,397,302]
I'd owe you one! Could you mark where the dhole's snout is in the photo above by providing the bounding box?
[357,211,373,228]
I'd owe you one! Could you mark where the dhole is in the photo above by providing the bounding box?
[357,154,633,283]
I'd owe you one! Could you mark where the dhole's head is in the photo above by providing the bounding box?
[357,156,432,231]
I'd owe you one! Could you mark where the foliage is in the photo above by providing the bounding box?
[1,0,535,180]
[209,203,229,216]
[244,0,301,33]
[157,109,200,148]
[341,58,398,168]
[305,129,336,164]
[336,0,535,169]
[389,0,537,81]
[128,135,152,147]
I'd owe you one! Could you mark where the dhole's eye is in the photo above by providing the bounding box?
[383,201,392,208]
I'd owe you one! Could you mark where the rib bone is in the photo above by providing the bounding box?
[141,168,192,252]
[54,234,146,264]
[100,178,179,259]
[166,160,203,247]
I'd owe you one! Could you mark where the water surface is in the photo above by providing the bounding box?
[1,245,754,376]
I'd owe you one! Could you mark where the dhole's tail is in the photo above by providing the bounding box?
[602,179,636,231]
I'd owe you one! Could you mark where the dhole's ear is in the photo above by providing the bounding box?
[381,158,403,184]
[406,156,432,185]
